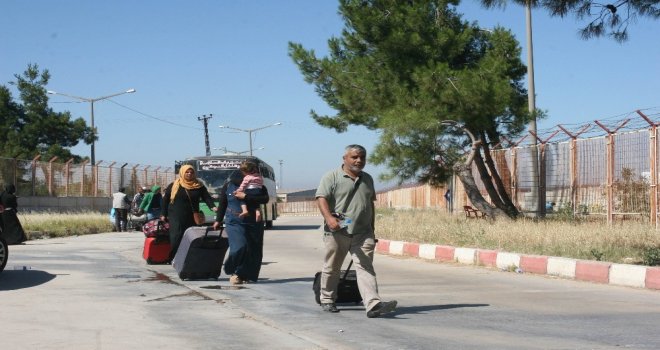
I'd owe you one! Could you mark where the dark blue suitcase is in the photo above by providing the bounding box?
[172,226,228,280]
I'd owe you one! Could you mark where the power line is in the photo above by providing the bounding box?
[106,99,202,129]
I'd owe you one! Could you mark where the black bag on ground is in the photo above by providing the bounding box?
[313,260,362,305]
[173,226,228,280]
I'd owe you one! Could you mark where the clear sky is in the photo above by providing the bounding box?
[2,1,658,191]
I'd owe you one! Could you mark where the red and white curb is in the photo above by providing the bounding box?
[375,240,660,291]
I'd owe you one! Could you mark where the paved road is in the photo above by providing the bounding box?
[1,215,660,349]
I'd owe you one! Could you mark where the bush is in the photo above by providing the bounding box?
[642,247,660,266]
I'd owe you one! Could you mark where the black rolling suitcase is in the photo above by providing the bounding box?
[313,260,362,305]
[172,226,228,280]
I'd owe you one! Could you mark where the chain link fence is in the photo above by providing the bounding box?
[468,108,660,225]
[0,156,175,199]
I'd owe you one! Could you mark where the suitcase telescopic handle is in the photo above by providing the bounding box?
[341,260,353,280]
[203,226,223,238]
[339,239,376,280]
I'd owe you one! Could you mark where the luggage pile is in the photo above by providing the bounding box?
[142,219,171,264]
[141,222,229,281]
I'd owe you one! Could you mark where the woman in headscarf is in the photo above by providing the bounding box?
[139,184,162,221]
[161,165,217,261]
[0,184,28,245]
[212,164,269,285]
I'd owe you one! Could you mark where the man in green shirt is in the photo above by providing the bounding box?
[315,144,397,318]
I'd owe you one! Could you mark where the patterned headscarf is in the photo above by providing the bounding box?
[170,164,202,203]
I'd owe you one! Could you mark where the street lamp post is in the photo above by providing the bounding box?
[218,122,282,156]
[47,88,136,166]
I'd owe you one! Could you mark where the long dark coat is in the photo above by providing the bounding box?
[161,183,215,260]
[215,175,269,282]
[0,185,27,245]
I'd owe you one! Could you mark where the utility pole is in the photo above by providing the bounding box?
[198,114,213,156]
[278,159,283,190]
[525,3,543,217]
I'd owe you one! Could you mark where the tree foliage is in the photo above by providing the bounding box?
[480,0,660,42]
[0,64,93,162]
[289,0,532,218]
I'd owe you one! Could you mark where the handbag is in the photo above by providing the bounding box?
[142,219,170,238]
[185,189,206,226]
[192,211,206,226]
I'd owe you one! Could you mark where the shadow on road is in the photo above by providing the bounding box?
[254,277,315,284]
[0,270,57,291]
[269,225,320,231]
[392,303,489,317]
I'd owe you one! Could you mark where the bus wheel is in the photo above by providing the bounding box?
[265,220,273,229]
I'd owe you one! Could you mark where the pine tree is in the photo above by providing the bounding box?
[289,0,535,219]
[0,63,93,162]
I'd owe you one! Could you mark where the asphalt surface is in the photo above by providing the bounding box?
[1,215,660,349]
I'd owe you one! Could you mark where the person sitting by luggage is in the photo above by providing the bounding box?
[315,144,397,318]
[161,165,217,262]
[139,185,162,221]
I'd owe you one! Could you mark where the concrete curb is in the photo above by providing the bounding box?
[376,239,660,291]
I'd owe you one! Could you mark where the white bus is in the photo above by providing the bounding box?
[174,155,278,228]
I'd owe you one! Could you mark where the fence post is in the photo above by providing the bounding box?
[595,119,629,226]
[31,154,41,196]
[80,160,89,196]
[637,110,658,227]
[143,166,150,186]
[163,167,172,186]
[119,163,128,189]
[108,161,117,196]
[48,156,58,196]
[94,161,103,197]
[65,158,73,197]
[153,166,161,186]
[558,124,590,215]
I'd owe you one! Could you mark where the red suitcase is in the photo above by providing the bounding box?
[142,237,171,264]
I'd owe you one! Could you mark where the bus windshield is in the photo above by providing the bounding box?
[174,155,279,227]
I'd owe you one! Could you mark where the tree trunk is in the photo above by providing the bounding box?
[453,162,510,220]
[441,121,513,221]
[481,141,520,218]
[473,151,506,209]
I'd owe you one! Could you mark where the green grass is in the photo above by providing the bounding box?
[374,209,660,265]
[21,211,115,238]
[19,209,660,265]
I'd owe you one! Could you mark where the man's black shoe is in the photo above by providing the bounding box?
[321,303,339,313]
[367,300,397,318]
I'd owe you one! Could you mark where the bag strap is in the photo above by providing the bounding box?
[339,177,360,214]
[184,189,198,212]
